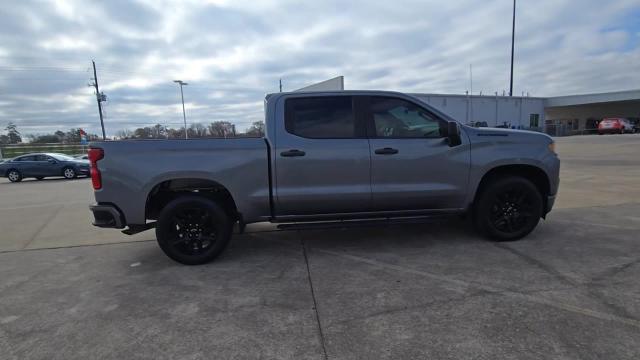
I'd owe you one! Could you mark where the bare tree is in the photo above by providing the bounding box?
[151,124,166,139]
[190,123,208,138]
[246,121,265,137]
[208,121,235,138]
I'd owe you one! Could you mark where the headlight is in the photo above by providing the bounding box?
[548,142,556,154]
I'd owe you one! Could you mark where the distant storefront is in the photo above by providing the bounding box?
[413,89,640,136]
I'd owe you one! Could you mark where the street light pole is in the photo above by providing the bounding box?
[173,80,189,139]
[509,0,516,97]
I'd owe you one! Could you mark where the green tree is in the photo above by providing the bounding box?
[31,134,61,143]
[5,122,21,144]
[55,130,66,142]
[133,127,153,139]
[65,128,82,143]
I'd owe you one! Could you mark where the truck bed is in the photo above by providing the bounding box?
[91,138,270,225]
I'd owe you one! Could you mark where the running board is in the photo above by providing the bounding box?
[276,215,452,231]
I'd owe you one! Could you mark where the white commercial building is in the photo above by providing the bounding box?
[412,93,545,131]
[412,89,640,136]
[301,77,640,136]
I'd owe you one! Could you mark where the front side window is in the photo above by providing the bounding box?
[285,96,354,138]
[370,97,444,138]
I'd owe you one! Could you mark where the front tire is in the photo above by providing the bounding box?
[473,176,543,241]
[62,167,76,179]
[156,195,233,265]
[7,169,22,182]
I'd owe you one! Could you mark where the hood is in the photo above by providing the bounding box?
[463,126,553,144]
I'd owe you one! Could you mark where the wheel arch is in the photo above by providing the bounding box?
[473,164,551,216]
[5,167,20,177]
[145,178,239,223]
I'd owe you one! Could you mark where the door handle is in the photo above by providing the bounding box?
[374,147,399,155]
[280,149,306,157]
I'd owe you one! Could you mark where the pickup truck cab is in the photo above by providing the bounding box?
[89,91,560,265]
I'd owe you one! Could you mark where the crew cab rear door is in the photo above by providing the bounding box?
[273,95,371,216]
[364,95,470,211]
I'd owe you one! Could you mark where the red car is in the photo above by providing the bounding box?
[598,118,634,134]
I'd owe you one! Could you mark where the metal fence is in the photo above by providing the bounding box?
[0,143,89,159]
[544,125,599,137]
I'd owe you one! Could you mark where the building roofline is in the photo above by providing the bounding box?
[410,93,546,100]
[544,88,640,107]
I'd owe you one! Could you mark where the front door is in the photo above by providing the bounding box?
[365,96,470,211]
[34,155,59,176]
[274,95,371,216]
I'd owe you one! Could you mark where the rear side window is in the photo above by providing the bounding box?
[285,97,354,138]
[15,156,35,161]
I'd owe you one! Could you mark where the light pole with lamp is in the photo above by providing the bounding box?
[173,80,189,139]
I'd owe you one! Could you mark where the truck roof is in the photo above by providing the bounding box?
[265,90,409,100]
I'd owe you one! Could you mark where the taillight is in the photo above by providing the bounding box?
[88,148,104,190]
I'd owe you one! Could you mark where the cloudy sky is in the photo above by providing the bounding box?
[0,0,639,136]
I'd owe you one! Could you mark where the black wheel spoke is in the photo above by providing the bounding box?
[166,207,218,256]
[488,184,538,234]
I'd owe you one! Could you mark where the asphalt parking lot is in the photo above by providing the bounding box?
[1,134,639,359]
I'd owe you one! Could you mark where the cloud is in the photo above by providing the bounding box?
[0,0,638,136]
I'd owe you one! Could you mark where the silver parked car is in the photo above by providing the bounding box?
[0,152,90,182]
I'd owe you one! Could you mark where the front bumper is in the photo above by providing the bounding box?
[546,194,557,214]
[90,204,125,229]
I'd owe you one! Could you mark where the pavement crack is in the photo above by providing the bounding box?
[21,204,64,250]
[329,289,492,327]
[589,258,640,283]
[300,235,329,360]
[318,248,640,330]
[492,243,583,286]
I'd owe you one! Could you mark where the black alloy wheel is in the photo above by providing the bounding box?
[474,176,542,241]
[156,195,232,265]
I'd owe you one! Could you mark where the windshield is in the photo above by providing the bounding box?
[48,153,76,161]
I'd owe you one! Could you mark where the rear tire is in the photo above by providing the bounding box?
[62,167,76,179]
[473,176,543,242]
[156,195,233,265]
[7,169,22,183]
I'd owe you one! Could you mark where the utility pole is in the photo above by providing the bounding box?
[469,64,473,124]
[279,78,283,92]
[173,80,189,139]
[509,0,516,96]
[91,60,106,140]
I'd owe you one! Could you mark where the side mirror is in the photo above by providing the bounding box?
[48,159,57,164]
[447,121,462,147]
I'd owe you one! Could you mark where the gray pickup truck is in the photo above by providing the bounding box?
[89,91,559,265]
